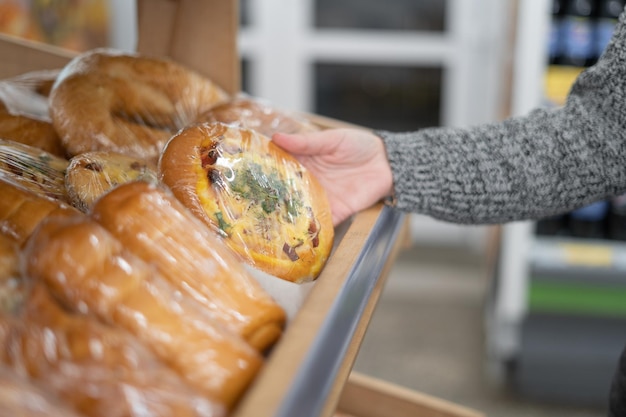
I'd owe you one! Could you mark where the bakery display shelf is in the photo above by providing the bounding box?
[336,372,485,417]
[234,205,408,417]
[0,2,414,414]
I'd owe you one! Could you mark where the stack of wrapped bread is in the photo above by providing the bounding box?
[0,48,335,416]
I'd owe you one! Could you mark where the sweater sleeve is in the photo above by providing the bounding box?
[378,7,626,225]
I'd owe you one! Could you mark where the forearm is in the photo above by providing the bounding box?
[377,8,626,225]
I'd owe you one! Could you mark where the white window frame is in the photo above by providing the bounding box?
[240,0,513,126]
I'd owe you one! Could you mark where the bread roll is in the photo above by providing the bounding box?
[159,122,334,283]
[0,70,65,157]
[49,48,229,163]
[0,366,83,417]
[1,284,225,417]
[91,181,286,352]
[65,151,158,212]
[0,179,80,244]
[0,234,25,314]
[23,215,262,409]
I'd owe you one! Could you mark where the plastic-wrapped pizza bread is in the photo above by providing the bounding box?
[23,215,262,410]
[49,48,229,163]
[195,95,321,137]
[0,284,224,417]
[159,122,334,283]
[91,181,286,352]
[65,151,158,212]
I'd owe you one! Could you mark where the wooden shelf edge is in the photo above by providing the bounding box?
[234,205,407,417]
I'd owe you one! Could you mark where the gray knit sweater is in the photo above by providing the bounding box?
[378,9,626,225]
[377,10,626,415]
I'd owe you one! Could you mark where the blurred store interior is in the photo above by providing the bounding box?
[1,0,624,415]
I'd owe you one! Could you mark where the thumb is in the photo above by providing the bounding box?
[271,131,335,156]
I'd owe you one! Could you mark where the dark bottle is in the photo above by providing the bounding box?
[536,213,569,236]
[593,0,624,61]
[607,193,626,240]
[569,200,609,239]
[549,0,566,65]
[559,0,597,67]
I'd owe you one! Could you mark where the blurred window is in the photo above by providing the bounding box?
[241,58,251,94]
[314,0,446,32]
[240,0,251,27]
[314,63,442,131]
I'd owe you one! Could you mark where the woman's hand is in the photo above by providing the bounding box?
[272,128,393,226]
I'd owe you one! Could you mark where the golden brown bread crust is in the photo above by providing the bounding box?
[0,106,66,158]
[195,95,321,137]
[159,122,334,283]
[23,215,262,409]
[49,49,229,163]
[0,179,80,244]
[91,181,286,352]
[0,234,25,314]
[65,151,158,212]
[0,284,225,417]
[0,367,84,417]
[0,70,66,157]
[0,138,69,203]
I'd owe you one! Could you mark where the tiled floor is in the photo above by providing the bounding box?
[352,244,608,417]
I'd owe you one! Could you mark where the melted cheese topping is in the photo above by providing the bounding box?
[196,134,317,262]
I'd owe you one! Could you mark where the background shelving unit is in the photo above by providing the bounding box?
[486,0,626,407]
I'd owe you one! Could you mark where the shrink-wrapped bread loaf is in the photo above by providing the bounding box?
[0,179,80,244]
[91,181,286,352]
[0,234,25,314]
[0,284,225,417]
[0,366,83,417]
[0,138,69,203]
[0,70,66,157]
[159,122,334,283]
[49,48,229,163]
[23,215,262,409]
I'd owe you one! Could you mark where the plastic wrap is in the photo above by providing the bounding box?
[0,70,66,157]
[23,214,263,410]
[65,151,158,212]
[90,181,286,352]
[159,122,335,283]
[49,48,230,164]
[0,234,25,314]
[0,178,80,244]
[0,138,69,202]
[0,366,84,417]
[0,284,225,417]
[195,94,321,137]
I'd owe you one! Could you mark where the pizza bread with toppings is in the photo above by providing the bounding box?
[159,122,334,283]
[65,150,158,212]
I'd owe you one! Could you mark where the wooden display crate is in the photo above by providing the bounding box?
[336,373,484,417]
[0,1,482,417]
